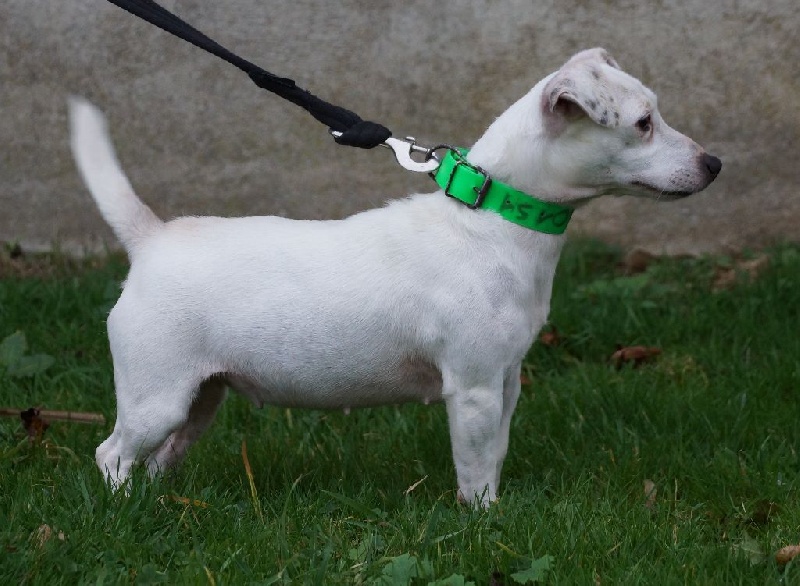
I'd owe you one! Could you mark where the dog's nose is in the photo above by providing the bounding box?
[703,153,722,178]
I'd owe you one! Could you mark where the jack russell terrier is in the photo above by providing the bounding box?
[69,48,720,507]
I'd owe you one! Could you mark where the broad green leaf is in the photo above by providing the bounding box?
[6,353,55,377]
[732,531,766,565]
[428,574,476,586]
[0,331,27,367]
[349,533,385,563]
[510,555,553,584]
[135,563,169,584]
[375,553,418,586]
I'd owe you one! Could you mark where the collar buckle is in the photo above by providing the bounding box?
[443,155,493,210]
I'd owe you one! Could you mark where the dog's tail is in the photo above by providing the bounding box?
[68,97,163,256]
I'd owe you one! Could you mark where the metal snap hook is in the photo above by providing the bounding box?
[330,131,442,173]
[382,137,441,173]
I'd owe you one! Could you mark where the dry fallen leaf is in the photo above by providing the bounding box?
[539,327,562,347]
[160,495,210,508]
[712,255,770,291]
[611,345,662,368]
[738,255,770,274]
[775,544,800,566]
[31,524,63,548]
[747,499,779,527]
[622,249,655,275]
[712,268,737,290]
[34,524,51,548]
[643,479,657,510]
[20,408,49,443]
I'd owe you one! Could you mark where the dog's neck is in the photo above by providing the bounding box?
[466,75,598,207]
[446,77,575,302]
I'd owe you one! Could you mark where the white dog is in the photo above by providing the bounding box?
[70,48,720,506]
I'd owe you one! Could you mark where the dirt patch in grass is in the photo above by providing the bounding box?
[0,243,122,279]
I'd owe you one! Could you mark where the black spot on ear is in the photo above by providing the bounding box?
[591,68,601,80]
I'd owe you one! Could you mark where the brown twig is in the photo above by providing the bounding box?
[0,408,105,424]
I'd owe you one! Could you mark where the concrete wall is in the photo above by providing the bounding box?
[2,0,797,255]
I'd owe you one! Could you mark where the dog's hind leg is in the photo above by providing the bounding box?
[95,420,124,486]
[96,363,205,490]
[145,377,227,475]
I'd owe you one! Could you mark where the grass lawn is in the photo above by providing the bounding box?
[1,240,799,584]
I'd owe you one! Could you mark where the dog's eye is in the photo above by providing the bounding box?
[636,115,652,133]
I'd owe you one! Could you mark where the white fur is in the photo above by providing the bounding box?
[69,48,719,507]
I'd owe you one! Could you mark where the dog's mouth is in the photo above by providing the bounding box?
[631,181,694,198]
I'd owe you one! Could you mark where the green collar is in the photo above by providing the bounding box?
[431,148,573,235]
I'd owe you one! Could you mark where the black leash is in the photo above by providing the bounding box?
[98,1,577,235]
[105,0,391,149]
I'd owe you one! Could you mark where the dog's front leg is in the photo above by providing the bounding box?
[494,364,522,489]
[444,380,504,508]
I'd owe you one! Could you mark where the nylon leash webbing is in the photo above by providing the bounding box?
[106,0,391,149]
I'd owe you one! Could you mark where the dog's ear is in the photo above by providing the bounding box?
[546,84,619,128]
[576,47,621,70]
[544,50,622,128]
[558,47,621,71]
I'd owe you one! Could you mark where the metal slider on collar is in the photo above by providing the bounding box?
[440,151,493,209]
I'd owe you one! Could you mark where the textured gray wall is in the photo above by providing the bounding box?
[2,1,797,255]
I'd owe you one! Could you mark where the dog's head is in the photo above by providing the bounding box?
[470,48,721,204]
